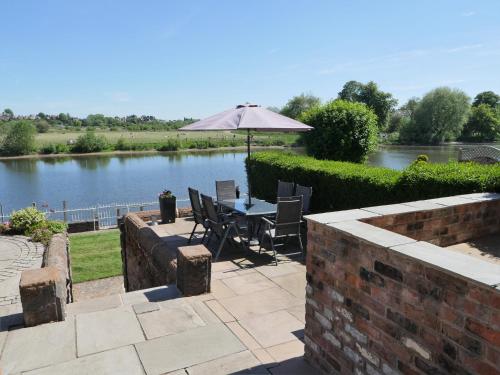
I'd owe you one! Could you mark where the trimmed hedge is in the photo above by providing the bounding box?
[246,151,500,213]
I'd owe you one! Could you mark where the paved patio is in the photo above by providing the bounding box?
[0,249,316,374]
[0,236,44,309]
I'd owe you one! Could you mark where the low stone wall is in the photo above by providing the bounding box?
[19,233,72,327]
[120,211,177,292]
[304,194,500,375]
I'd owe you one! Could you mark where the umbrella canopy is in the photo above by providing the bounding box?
[180,104,313,132]
[179,104,313,204]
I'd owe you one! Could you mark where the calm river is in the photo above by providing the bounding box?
[0,144,495,214]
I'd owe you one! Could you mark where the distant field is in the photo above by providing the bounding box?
[36,130,299,147]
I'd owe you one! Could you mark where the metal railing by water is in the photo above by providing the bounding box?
[0,199,190,229]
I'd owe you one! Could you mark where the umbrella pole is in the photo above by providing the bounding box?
[247,128,251,206]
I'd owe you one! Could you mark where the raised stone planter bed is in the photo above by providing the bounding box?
[304,193,500,375]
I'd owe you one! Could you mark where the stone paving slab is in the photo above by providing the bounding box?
[66,294,122,315]
[268,357,319,374]
[270,272,306,299]
[121,285,180,305]
[135,323,246,375]
[218,287,303,320]
[391,241,500,286]
[304,209,379,224]
[23,345,145,375]
[254,263,304,279]
[239,310,304,348]
[221,272,275,295]
[76,306,145,356]
[186,350,268,374]
[330,220,417,248]
[138,303,206,339]
[1,318,75,374]
[266,340,304,363]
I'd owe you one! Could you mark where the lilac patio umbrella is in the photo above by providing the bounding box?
[180,104,312,204]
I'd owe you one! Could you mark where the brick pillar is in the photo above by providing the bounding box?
[20,266,66,327]
[176,245,211,296]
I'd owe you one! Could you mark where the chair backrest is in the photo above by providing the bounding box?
[216,180,236,201]
[275,196,302,237]
[200,193,224,237]
[277,180,295,199]
[188,187,204,224]
[295,184,313,214]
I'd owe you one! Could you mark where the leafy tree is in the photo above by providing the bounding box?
[472,91,499,108]
[85,114,106,127]
[72,130,108,153]
[301,99,378,162]
[280,94,321,119]
[35,119,50,133]
[461,104,500,141]
[1,121,36,156]
[400,87,470,144]
[338,80,397,129]
[399,98,420,118]
[2,108,14,119]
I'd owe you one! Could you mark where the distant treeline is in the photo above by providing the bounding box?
[0,110,196,132]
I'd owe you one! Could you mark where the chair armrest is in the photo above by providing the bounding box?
[261,217,275,227]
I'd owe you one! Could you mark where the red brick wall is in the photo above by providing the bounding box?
[363,200,500,247]
[304,220,500,375]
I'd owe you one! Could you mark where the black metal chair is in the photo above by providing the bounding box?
[277,180,295,199]
[216,180,237,201]
[295,184,313,214]
[201,193,245,261]
[187,187,209,244]
[258,196,304,265]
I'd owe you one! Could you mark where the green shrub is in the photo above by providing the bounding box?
[31,227,53,246]
[55,143,69,153]
[40,144,57,154]
[72,131,108,153]
[10,207,46,234]
[415,154,429,163]
[1,121,37,156]
[246,151,500,212]
[398,161,500,201]
[46,220,68,234]
[247,152,400,212]
[115,137,133,151]
[300,99,378,163]
[157,139,181,151]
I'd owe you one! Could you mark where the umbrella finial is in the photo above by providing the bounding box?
[236,103,259,109]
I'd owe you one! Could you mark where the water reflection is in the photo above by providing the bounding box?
[1,145,498,213]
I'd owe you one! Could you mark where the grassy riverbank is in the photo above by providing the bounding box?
[70,229,122,283]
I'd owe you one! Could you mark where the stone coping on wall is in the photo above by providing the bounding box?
[305,192,500,289]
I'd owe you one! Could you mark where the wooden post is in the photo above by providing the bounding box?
[62,201,68,223]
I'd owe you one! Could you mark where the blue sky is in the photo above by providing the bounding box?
[1,0,499,119]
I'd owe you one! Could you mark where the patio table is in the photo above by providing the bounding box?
[216,198,277,246]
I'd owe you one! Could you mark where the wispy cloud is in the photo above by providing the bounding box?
[461,11,476,17]
[444,44,483,53]
[317,49,432,75]
[317,43,486,76]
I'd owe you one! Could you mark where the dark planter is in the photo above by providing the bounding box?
[159,196,176,223]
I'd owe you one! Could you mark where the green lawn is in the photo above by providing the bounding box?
[69,229,122,283]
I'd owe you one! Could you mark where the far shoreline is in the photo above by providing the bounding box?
[0,145,293,161]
